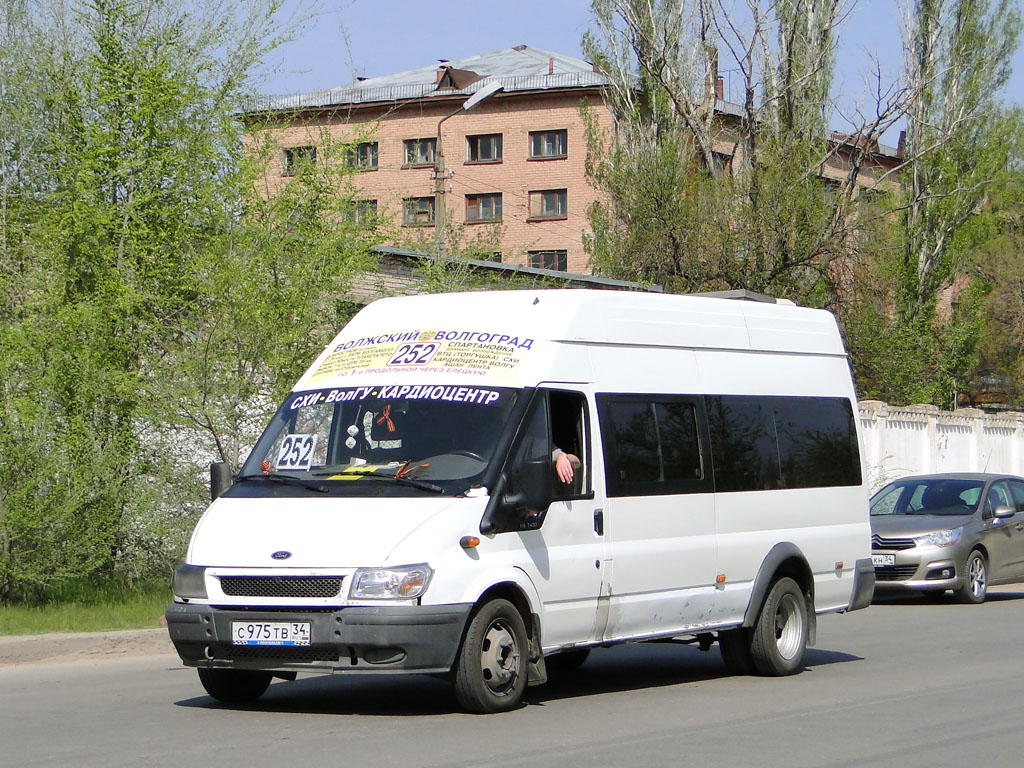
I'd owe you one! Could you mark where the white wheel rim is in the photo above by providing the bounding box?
[774,593,805,660]
[480,619,520,695]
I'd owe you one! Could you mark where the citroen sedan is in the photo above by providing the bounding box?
[870,473,1024,603]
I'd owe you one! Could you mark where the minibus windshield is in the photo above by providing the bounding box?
[236,384,519,495]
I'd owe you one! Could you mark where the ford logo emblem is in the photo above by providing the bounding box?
[271,550,292,560]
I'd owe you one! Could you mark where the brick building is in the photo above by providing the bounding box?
[247,46,612,273]
[246,45,902,277]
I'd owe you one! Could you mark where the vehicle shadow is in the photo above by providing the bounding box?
[173,641,861,716]
[872,588,1024,606]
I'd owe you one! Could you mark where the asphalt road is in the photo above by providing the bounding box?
[3,588,1024,768]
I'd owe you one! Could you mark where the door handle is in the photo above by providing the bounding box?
[594,508,604,536]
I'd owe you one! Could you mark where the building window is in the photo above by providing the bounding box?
[466,193,502,222]
[528,189,567,220]
[403,138,436,167]
[403,196,435,226]
[529,129,567,159]
[345,199,377,225]
[466,133,502,163]
[528,250,567,271]
[345,142,378,170]
[283,145,316,175]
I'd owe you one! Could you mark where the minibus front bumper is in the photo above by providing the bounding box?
[165,601,472,674]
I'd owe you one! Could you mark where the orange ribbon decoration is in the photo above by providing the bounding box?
[376,404,396,432]
[396,461,429,479]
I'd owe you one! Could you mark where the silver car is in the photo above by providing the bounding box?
[870,472,1024,603]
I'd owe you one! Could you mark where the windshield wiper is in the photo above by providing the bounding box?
[326,470,444,494]
[237,473,330,493]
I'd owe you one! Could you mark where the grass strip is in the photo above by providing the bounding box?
[0,585,171,636]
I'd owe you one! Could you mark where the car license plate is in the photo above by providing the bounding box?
[231,621,311,646]
[872,554,895,567]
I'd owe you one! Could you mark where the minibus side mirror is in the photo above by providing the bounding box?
[503,458,553,514]
[210,461,233,501]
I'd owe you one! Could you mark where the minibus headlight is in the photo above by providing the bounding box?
[351,564,433,599]
[172,562,208,599]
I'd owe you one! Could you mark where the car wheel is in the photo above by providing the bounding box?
[718,627,755,675]
[197,668,272,703]
[545,648,590,673]
[453,599,528,713]
[750,577,808,676]
[956,550,988,604]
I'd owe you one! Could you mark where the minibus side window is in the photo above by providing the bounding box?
[598,395,707,498]
[773,397,861,488]
[549,390,589,499]
[705,396,779,492]
[706,395,861,492]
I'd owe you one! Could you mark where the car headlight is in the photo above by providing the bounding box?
[351,564,433,599]
[172,562,208,599]
[914,527,963,548]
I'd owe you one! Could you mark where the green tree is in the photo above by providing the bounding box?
[0,0,381,602]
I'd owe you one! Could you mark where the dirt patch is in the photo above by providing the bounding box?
[0,628,175,667]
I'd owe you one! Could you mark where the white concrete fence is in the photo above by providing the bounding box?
[859,401,1024,493]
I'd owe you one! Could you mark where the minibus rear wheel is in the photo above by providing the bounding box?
[453,599,528,713]
[197,668,272,703]
[750,577,807,676]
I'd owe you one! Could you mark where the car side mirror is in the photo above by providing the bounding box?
[210,461,232,501]
[993,504,1016,520]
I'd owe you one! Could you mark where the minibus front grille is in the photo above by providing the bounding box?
[874,565,918,581]
[871,535,916,551]
[219,576,344,598]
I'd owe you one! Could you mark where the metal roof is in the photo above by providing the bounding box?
[248,46,609,112]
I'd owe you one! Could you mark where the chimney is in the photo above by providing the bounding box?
[715,77,724,100]
[436,60,450,84]
[548,57,554,75]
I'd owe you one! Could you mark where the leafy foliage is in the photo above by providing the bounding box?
[583,0,1022,407]
[0,0,380,603]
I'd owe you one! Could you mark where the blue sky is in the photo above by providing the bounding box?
[258,0,1023,139]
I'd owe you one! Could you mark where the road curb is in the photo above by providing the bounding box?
[0,628,175,667]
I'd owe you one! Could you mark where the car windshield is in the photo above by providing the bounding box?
[235,384,519,496]
[870,478,984,517]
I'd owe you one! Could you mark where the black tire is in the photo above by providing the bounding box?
[955,550,988,604]
[749,577,808,676]
[453,599,528,713]
[545,648,590,673]
[197,668,272,703]
[718,628,755,675]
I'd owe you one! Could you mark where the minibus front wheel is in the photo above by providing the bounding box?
[453,599,528,713]
[197,668,272,703]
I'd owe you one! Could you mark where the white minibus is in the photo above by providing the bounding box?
[166,290,874,713]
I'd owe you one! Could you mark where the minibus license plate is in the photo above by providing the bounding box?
[232,621,311,646]
[872,554,895,567]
